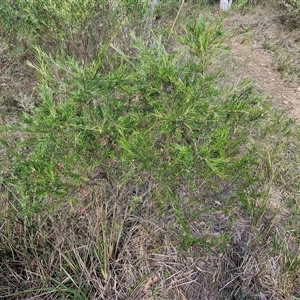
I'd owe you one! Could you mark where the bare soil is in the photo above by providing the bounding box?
[223,7,300,123]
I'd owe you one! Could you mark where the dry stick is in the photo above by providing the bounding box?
[168,0,185,40]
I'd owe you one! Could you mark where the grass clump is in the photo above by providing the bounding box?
[1,1,300,299]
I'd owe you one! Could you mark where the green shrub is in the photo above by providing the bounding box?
[0,16,265,218]
[0,0,157,62]
[1,3,300,298]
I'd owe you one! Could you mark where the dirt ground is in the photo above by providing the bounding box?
[223,7,300,123]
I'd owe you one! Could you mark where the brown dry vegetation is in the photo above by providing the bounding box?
[1,1,300,300]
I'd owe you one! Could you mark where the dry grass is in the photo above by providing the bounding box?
[1,164,299,299]
[0,176,225,299]
[0,37,37,121]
